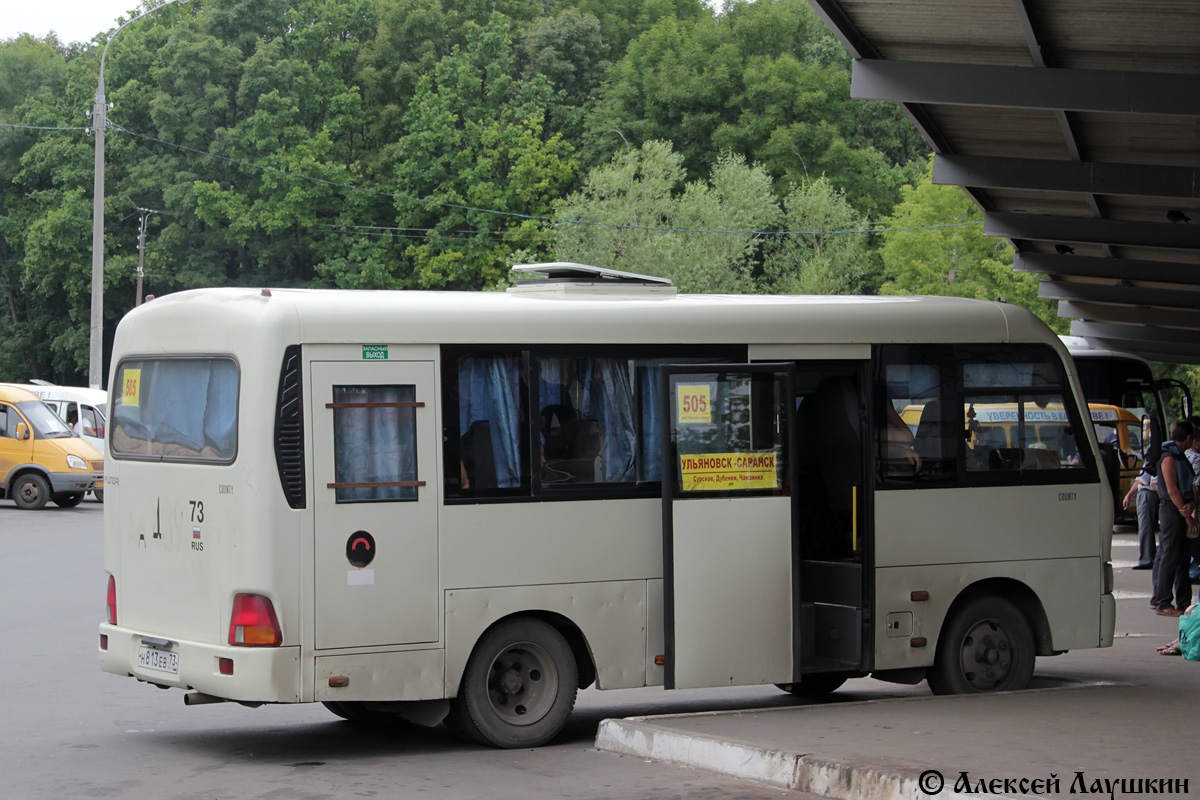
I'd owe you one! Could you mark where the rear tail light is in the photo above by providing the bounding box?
[228,594,282,646]
[106,574,117,625]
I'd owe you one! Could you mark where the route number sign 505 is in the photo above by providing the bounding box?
[677,385,712,424]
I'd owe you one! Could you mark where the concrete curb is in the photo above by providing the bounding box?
[594,684,1126,800]
[596,717,1027,800]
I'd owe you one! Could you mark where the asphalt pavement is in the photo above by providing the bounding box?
[595,528,1196,799]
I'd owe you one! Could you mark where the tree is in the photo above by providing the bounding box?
[878,159,1065,333]
[391,17,577,290]
[586,0,925,218]
[548,140,779,293]
[761,176,871,295]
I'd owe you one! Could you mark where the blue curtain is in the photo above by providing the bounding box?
[459,356,522,488]
[125,359,239,458]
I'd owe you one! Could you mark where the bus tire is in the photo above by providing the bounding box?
[12,473,50,510]
[449,618,578,749]
[775,673,848,697]
[93,489,104,503]
[53,492,86,508]
[928,596,1035,695]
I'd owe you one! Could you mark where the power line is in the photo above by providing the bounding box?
[0,123,90,131]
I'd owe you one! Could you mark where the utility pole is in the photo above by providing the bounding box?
[88,0,190,390]
[129,200,168,307]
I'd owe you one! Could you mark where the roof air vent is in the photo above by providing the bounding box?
[508,262,675,296]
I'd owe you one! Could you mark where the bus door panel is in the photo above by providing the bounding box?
[311,361,439,649]
[662,365,798,689]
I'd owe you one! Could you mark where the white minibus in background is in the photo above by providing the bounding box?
[99,264,1114,748]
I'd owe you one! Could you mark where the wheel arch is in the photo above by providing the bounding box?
[942,577,1054,656]
[471,610,598,692]
[3,464,52,494]
[2,460,52,491]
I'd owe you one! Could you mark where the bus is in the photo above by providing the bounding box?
[1060,335,1194,453]
[98,264,1115,748]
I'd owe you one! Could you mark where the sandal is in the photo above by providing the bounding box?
[1156,607,1184,617]
[1158,643,1182,656]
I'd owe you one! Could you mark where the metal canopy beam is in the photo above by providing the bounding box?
[1070,341,1200,365]
[1015,254,1200,285]
[851,60,1200,116]
[1071,321,1200,355]
[1039,280,1200,310]
[1058,301,1200,332]
[985,213,1200,250]
[934,155,1200,199]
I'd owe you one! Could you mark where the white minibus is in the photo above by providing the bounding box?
[99,264,1114,748]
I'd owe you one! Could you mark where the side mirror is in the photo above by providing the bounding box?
[15,422,28,440]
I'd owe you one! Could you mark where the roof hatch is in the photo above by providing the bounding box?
[508,262,676,296]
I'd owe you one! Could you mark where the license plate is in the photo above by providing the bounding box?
[137,645,179,675]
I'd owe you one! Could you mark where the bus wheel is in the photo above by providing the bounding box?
[450,618,578,748]
[12,474,50,510]
[928,596,1034,695]
[53,492,85,508]
[775,674,848,697]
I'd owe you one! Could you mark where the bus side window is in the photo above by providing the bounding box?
[444,351,528,498]
[876,345,957,484]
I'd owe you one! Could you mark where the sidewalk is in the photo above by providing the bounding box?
[595,532,1197,798]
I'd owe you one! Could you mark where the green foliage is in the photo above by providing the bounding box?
[761,177,871,295]
[0,0,937,383]
[587,0,923,217]
[878,159,1066,334]
[391,18,577,290]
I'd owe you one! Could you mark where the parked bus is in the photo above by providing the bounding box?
[99,264,1115,748]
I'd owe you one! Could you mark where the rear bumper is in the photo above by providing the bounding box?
[99,623,301,702]
[49,471,102,493]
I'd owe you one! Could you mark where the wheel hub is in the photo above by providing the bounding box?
[960,621,1013,690]
[498,667,523,695]
[485,642,558,726]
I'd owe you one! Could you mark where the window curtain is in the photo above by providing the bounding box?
[333,385,416,502]
[458,356,522,488]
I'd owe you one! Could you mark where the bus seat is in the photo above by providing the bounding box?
[541,404,577,459]
[914,399,957,474]
[544,419,604,482]
[461,419,497,490]
[1023,446,1060,470]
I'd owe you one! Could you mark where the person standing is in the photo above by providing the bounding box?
[1152,420,1197,617]
[1122,467,1158,571]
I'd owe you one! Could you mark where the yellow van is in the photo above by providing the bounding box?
[0,384,104,509]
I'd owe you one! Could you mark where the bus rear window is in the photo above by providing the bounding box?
[112,358,239,462]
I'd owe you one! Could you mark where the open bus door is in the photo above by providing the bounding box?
[660,364,798,689]
[1155,378,1193,421]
